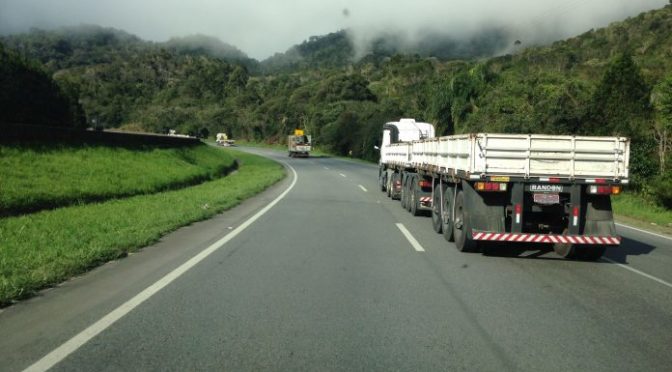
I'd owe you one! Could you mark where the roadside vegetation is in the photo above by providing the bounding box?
[612,192,672,230]
[0,149,284,306]
[0,143,236,215]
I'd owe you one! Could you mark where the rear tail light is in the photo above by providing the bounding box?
[418,180,432,189]
[588,185,621,195]
[475,182,508,192]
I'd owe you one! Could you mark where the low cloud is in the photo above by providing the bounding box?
[0,0,667,60]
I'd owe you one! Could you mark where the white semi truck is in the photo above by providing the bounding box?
[378,118,630,260]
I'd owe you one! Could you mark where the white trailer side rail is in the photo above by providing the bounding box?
[382,133,630,181]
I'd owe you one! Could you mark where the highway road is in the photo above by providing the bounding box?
[1,148,671,371]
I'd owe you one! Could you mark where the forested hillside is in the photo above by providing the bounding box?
[2,5,672,206]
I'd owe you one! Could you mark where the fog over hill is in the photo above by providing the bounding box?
[0,0,667,60]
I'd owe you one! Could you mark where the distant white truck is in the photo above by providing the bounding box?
[288,129,311,158]
[378,118,629,260]
[216,133,235,146]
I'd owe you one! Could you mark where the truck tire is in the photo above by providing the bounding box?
[386,178,392,197]
[400,175,408,209]
[407,176,416,213]
[380,168,387,192]
[442,187,455,242]
[392,173,402,200]
[403,175,412,211]
[554,242,606,261]
[410,180,422,216]
[576,245,607,261]
[432,184,446,233]
[453,190,479,252]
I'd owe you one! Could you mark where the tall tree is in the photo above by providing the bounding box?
[587,52,651,137]
[652,75,672,173]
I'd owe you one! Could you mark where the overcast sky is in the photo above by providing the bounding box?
[0,0,668,60]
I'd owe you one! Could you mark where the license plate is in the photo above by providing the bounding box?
[533,193,559,205]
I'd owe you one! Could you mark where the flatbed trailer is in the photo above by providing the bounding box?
[378,119,630,260]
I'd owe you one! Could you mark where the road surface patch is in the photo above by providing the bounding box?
[396,223,425,252]
[600,257,672,289]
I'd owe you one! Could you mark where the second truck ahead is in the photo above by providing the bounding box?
[378,118,629,260]
[288,129,312,158]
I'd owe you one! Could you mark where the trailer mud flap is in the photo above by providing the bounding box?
[584,194,617,236]
[462,180,506,236]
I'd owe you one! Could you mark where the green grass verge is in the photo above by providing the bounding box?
[0,150,284,306]
[0,143,236,215]
[612,192,672,231]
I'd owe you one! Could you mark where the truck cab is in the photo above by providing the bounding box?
[379,119,436,200]
[380,119,435,164]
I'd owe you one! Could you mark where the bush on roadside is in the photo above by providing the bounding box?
[650,172,672,208]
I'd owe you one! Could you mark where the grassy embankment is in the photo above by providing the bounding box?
[0,143,284,306]
[612,193,672,233]
[0,143,238,215]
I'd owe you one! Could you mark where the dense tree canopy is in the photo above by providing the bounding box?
[0,43,84,128]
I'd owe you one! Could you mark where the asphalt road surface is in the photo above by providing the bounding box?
[1,148,671,372]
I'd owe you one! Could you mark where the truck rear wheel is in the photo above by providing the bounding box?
[554,243,606,261]
[576,245,607,261]
[400,175,408,209]
[410,179,422,216]
[442,187,455,242]
[405,176,414,212]
[390,173,400,200]
[453,190,478,252]
[432,184,447,233]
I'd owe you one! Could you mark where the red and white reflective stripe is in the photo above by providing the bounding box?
[471,232,621,245]
[419,196,432,204]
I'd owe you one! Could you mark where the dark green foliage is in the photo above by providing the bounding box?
[651,172,672,208]
[586,52,651,137]
[652,74,672,173]
[261,31,355,73]
[316,74,377,103]
[164,34,252,62]
[0,42,84,128]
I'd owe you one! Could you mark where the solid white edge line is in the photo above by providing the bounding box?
[396,223,425,252]
[600,257,672,289]
[339,173,347,178]
[615,222,672,242]
[23,162,299,372]
[358,185,368,192]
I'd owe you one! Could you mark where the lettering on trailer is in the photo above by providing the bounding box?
[528,184,565,193]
